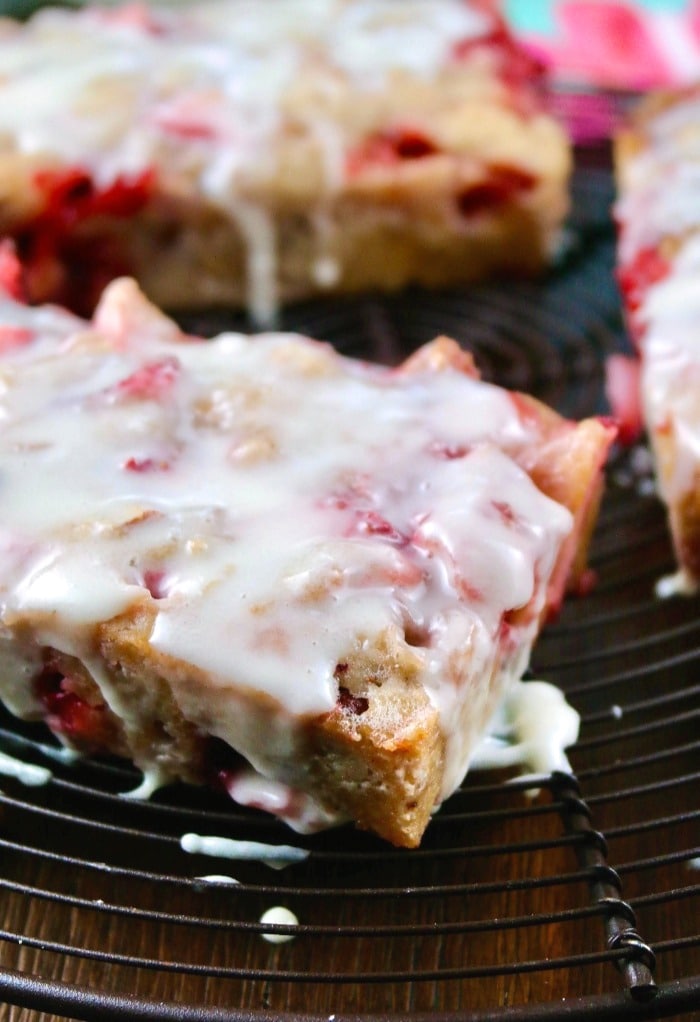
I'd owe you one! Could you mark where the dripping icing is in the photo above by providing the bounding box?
[180,833,310,869]
[0,749,52,787]
[469,679,580,776]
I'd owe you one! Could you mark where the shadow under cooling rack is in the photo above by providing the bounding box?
[0,166,699,1021]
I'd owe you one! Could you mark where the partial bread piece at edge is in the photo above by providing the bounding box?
[615,87,700,590]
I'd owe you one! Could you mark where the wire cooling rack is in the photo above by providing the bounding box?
[0,164,698,1021]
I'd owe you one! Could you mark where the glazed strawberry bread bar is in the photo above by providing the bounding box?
[616,88,700,592]
[0,0,571,323]
[0,251,613,847]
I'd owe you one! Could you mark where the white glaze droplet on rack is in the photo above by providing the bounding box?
[195,874,240,886]
[180,832,309,869]
[0,749,52,787]
[260,905,299,944]
[470,679,580,776]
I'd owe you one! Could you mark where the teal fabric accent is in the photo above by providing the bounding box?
[505,0,689,36]
[504,1,554,34]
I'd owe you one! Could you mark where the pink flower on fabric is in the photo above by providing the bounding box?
[547,0,670,88]
[691,0,700,43]
[531,1,700,90]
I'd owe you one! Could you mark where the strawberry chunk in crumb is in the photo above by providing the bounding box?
[346,127,439,176]
[492,500,519,526]
[111,356,181,401]
[457,165,536,218]
[352,509,409,545]
[337,687,369,715]
[142,569,169,599]
[93,2,168,36]
[35,666,114,750]
[0,241,27,302]
[616,245,671,343]
[15,165,155,315]
[605,353,643,445]
[122,456,172,473]
[428,441,471,460]
[451,25,545,106]
[0,326,33,353]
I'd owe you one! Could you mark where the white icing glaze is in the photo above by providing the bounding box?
[617,97,700,260]
[120,765,169,800]
[0,749,52,786]
[633,238,700,583]
[651,11,700,81]
[617,98,700,586]
[0,0,499,323]
[311,256,342,289]
[639,238,700,508]
[33,741,82,765]
[195,874,240,885]
[470,679,580,776]
[180,832,309,869]
[655,569,699,600]
[0,632,44,718]
[259,905,299,944]
[0,278,575,824]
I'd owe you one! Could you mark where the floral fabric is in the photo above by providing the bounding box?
[512,1,700,89]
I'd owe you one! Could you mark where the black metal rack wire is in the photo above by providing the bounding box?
[0,166,698,1020]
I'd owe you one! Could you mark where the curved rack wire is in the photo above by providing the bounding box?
[0,166,698,1020]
